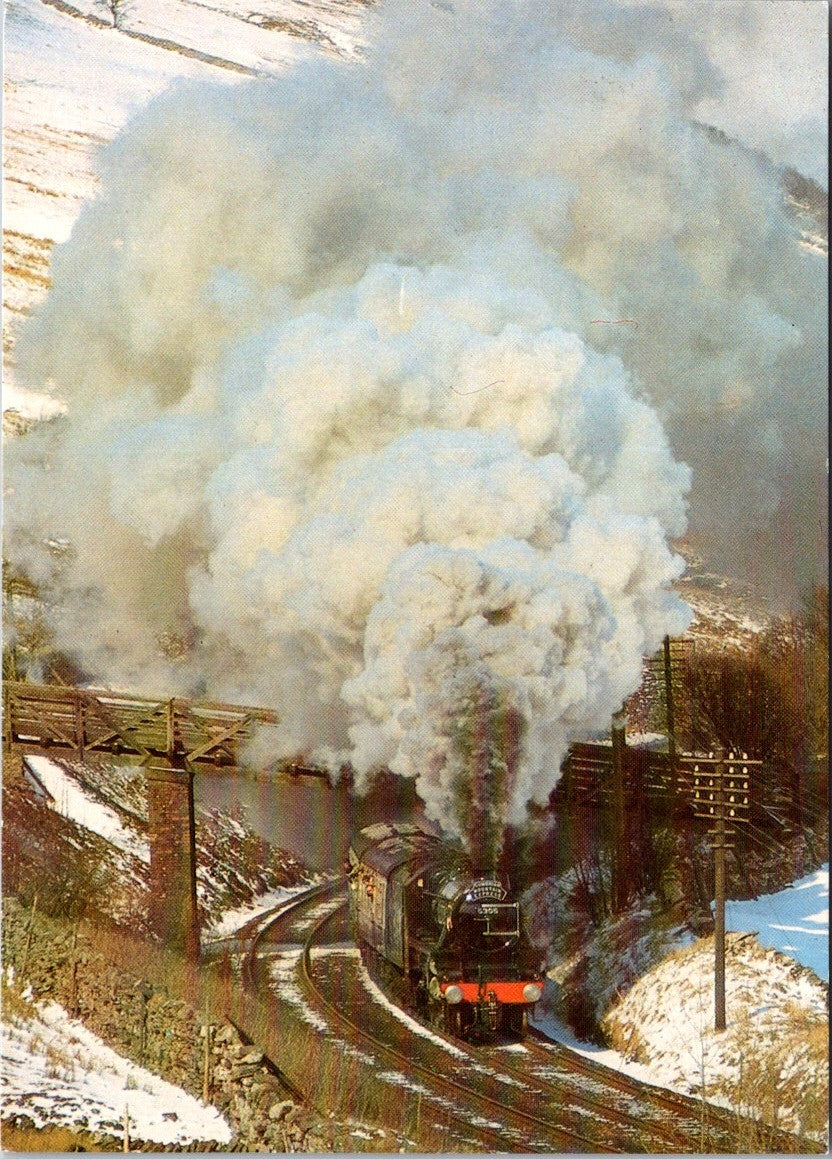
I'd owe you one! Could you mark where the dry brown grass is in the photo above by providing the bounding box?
[1,978,37,1025]
[714,1003,829,1144]
[601,933,828,1152]
[3,902,464,1151]
[0,1120,116,1152]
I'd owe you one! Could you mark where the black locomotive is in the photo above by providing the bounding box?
[348,822,543,1038]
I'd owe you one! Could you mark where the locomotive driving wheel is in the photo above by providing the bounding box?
[447,1004,467,1037]
[427,993,446,1030]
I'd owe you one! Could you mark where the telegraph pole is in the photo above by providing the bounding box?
[713,754,727,1030]
[689,749,756,1030]
[663,636,677,771]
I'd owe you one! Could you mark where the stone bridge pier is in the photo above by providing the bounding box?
[146,759,200,962]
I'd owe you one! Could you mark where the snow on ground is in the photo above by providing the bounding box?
[623,732,667,748]
[530,1002,664,1088]
[269,948,329,1032]
[534,867,829,1142]
[349,953,468,1061]
[206,882,310,940]
[23,755,149,862]
[599,933,828,1140]
[725,864,829,983]
[1,997,232,1145]
[289,896,345,933]
[3,0,364,244]
[12,753,313,938]
[4,0,214,243]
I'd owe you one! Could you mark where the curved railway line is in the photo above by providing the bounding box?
[244,882,602,1152]
[300,904,621,1153]
[242,883,818,1154]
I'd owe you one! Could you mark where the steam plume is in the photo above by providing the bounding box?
[6,0,825,844]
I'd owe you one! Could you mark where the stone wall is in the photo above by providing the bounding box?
[2,898,325,1151]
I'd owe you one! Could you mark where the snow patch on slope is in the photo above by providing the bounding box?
[206,884,309,940]
[532,866,829,1142]
[600,934,828,1141]
[1,998,232,1145]
[725,865,829,983]
[23,755,149,862]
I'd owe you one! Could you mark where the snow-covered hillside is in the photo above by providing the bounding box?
[9,754,312,935]
[3,0,370,415]
[533,867,829,1144]
[1,758,320,1147]
[24,754,149,863]
[726,867,829,984]
[601,930,828,1143]
[4,0,365,242]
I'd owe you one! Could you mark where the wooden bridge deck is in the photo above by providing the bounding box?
[3,681,279,768]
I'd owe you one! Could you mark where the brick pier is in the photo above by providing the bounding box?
[146,760,200,961]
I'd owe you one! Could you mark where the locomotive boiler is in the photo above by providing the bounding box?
[348,822,543,1038]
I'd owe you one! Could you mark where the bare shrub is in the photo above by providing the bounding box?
[689,593,828,838]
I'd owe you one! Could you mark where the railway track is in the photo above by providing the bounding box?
[301,902,722,1153]
[477,1023,814,1154]
[246,883,614,1151]
[300,902,625,1153]
[244,886,819,1154]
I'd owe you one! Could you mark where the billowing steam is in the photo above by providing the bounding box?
[6,0,825,845]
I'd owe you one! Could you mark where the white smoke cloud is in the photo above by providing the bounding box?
[548,0,828,186]
[6,0,826,838]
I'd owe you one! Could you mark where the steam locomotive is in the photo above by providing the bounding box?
[348,822,543,1039]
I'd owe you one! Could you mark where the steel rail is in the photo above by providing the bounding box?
[239,876,343,992]
[384,954,819,1154]
[378,976,705,1151]
[244,883,567,1152]
[331,912,710,1153]
[243,884,820,1155]
[381,953,820,1154]
[498,1031,816,1154]
[297,901,626,1154]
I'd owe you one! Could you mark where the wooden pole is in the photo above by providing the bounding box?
[70,925,79,1017]
[139,982,152,1065]
[20,892,38,977]
[688,748,756,1030]
[203,1022,213,1103]
[663,636,677,771]
[714,750,726,1031]
[611,708,628,915]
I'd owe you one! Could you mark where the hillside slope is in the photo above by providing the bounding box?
[3,0,370,414]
